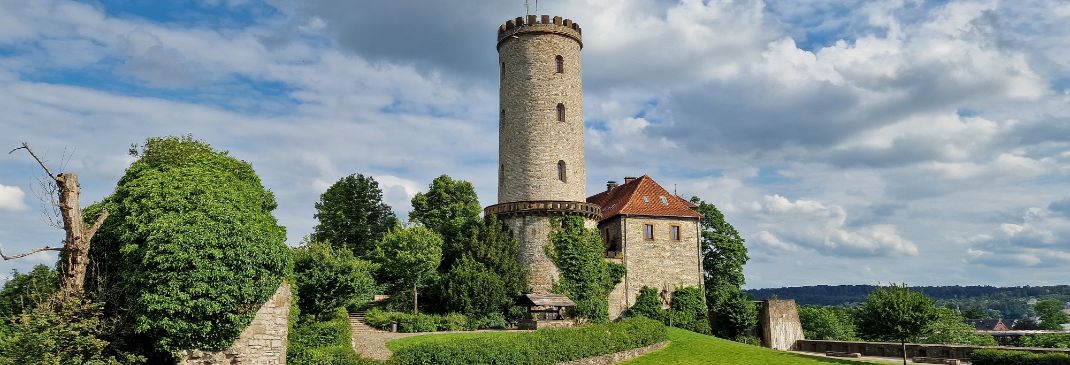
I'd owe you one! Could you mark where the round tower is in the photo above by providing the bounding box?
[485,15,600,294]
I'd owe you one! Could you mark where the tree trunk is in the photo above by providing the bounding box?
[901,340,907,365]
[412,283,418,314]
[57,174,89,296]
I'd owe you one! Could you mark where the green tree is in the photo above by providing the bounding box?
[1034,299,1068,330]
[715,289,758,340]
[0,265,58,319]
[313,174,398,258]
[547,216,625,322]
[855,284,939,365]
[798,306,857,341]
[87,136,291,360]
[455,215,528,299]
[292,238,379,318]
[409,175,482,269]
[375,226,443,314]
[669,287,711,335]
[922,307,996,346]
[691,197,752,340]
[440,256,509,318]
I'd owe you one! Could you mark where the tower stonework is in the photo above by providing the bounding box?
[486,15,599,294]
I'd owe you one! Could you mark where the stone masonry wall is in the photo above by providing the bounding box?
[497,18,587,204]
[759,299,805,351]
[178,282,291,365]
[606,216,702,319]
[504,214,597,294]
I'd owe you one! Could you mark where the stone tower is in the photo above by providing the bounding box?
[485,15,601,294]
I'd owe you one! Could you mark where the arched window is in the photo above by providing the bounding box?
[555,55,564,73]
[557,160,567,182]
[556,103,565,122]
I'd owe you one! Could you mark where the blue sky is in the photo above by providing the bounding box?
[1,0,1069,288]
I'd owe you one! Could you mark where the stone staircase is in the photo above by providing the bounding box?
[349,309,375,335]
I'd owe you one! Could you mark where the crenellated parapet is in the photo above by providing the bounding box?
[497,15,582,49]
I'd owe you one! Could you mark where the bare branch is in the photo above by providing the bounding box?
[0,245,63,260]
[85,210,109,242]
[9,142,57,180]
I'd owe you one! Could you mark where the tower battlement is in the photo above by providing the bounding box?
[497,15,582,49]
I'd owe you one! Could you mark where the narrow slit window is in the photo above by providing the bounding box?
[643,224,654,240]
[557,160,567,182]
[555,55,564,73]
[671,225,681,241]
[556,103,565,122]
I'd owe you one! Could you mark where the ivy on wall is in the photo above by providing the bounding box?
[547,215,625,322]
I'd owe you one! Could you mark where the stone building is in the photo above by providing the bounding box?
[485,15,703,319]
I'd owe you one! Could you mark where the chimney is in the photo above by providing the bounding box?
[623,176,638,184]
[606,181,619,192]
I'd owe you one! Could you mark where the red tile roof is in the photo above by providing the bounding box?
[587,175,700,221]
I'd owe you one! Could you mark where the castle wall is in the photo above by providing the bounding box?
[504,214,597,294]
[606,216,702,319]
[178,282,291,365]
[497,18,586,204]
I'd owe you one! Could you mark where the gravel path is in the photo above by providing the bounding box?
[348,310,527,361]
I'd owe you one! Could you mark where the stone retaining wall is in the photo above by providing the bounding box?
[556,341,669,365]
[795,339,1070,360]
[178,282,291,365]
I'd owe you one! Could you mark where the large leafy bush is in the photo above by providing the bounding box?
[390,317,666,365]
[292,239,378,317]
[288,307,378,365]
[87,136,291,359]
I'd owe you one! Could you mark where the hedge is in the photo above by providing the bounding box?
[970,349,1070,365]
[390,317,667,365]
[364,308,507,332]
[289,307,380,365]
[1020,334,1070,349]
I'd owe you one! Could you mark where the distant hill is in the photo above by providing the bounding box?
[747,285,1070,307]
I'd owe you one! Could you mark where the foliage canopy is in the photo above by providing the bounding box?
[292,239,378,318]
[409,175,482,269]
[313,174,398,258]
[87,136,291,359]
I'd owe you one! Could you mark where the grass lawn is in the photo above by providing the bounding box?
[620,328,875,365]
[385,331,526,352]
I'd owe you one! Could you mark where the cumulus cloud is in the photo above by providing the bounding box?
[0,185,27,211]
[744,195,919,257]
[966,204,1070,268]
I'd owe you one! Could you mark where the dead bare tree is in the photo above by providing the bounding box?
[1,142,108,297]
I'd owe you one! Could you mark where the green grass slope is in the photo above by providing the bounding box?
[621,328,873,365]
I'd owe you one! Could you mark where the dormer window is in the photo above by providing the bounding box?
[555,55,564,73]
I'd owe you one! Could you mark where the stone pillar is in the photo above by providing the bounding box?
[759,299,806,351]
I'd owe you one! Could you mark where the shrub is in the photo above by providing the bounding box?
[970,349,1070,365]
[293,239,378,318]
[798,306,857,341]
[1021,333,1070,349]
[0,297,143,365]
[397,313,439,333]
[391,317,666,365]
[87,136,291,359]
[439,256,510,318]
[669,287,710,335]
[625,287,665,322]
[439,313,468,331]
[468,312,509,330]
[288,307,380,365]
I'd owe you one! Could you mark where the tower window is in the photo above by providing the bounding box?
[499,164,505,183]
[644,224,654,240]
[556,103,565,122]
[555,55,564,73]
[557,160,567,182]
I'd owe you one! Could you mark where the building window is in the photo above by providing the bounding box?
[555,55,564,73]
[643,224,654,240]
[499,164,505,183]
[557,160,567,182]
[671,225,681,241]
[556,103,565,122]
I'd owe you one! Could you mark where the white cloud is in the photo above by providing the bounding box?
[966,203,1070,268]
[745,195,919,257]
[0,185,27,211]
